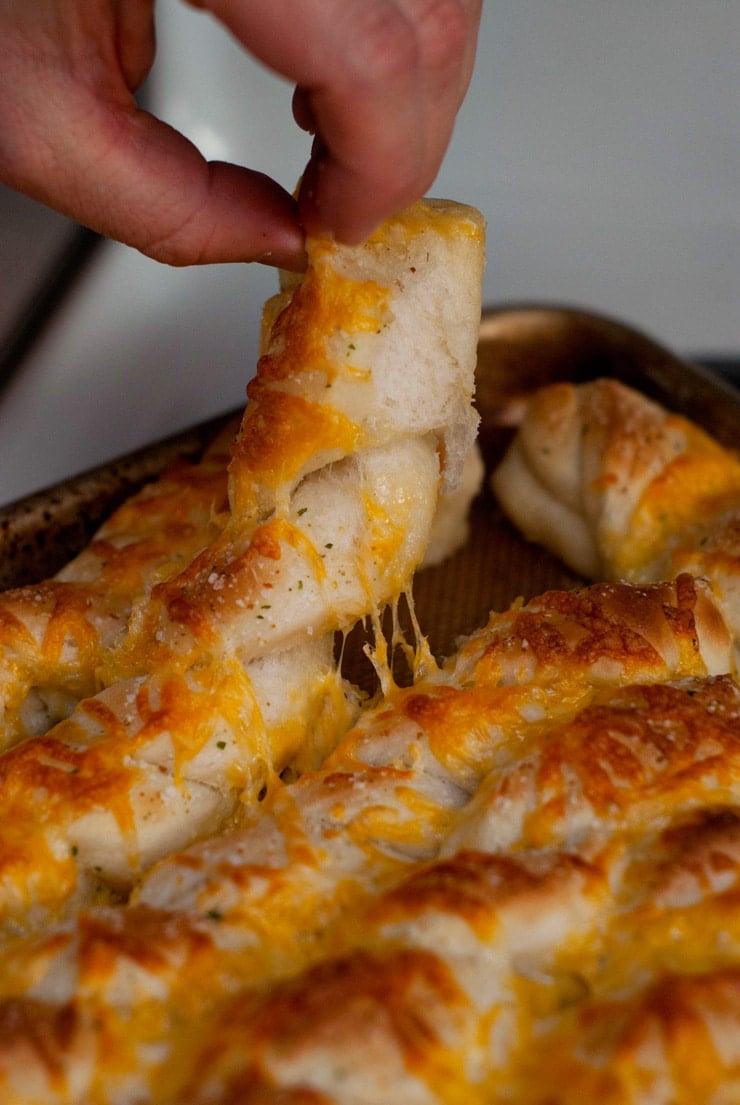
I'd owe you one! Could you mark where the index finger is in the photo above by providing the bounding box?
[192,0,482,241]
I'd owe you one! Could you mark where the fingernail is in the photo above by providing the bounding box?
[298,143,335,241]
[292,87,317,135]
[257,237,308,272]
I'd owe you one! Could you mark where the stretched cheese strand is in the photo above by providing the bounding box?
[109,199,485,683]
[0,422,235,750]
[491,378,740,632]
[0,576,731,1102]
[0,201,485,934]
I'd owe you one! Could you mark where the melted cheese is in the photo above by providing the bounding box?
[0,428,235,751]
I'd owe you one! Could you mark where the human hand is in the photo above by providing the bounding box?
[0,1,481,269]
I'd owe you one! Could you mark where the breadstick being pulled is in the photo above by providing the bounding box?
[0,200,486,935]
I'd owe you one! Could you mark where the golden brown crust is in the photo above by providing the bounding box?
[182,948,473,1105]
[510,968,740,1103]
[492,377,740,590]
[451,574,733,694]
[201,1072,335,1105]
[0,423,235,750]
[0,580,735,1102]
[449,675,740,857]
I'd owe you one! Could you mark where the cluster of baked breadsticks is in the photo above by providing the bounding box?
[0,203,739,1104]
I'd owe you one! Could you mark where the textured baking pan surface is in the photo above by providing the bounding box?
[1,305,737,667]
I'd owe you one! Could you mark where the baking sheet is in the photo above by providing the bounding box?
[1,305,737,666]
[0,414,234,592]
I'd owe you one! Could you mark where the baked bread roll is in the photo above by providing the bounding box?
[491,377,740,591]
[113,199,486,680]
[231,198,484,522]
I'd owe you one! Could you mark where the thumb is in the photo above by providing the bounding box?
[1,55,305,269]
[82,105,306,268]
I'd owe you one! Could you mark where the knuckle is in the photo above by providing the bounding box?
[349,1,471,90]
[138,213,209,267]
[349,5,421,86]
[412,0,470,80]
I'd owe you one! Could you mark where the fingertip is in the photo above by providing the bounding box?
[258,241,308,273]
[298,153,418,247]
[297,151,332,241]
[292,87,316,135]
[297,151,376,246]
[142,161,308,268]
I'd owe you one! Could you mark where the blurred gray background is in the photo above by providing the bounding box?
[0,0,738,505]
